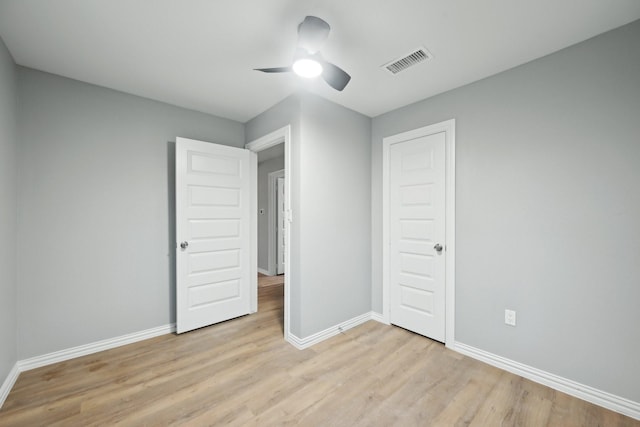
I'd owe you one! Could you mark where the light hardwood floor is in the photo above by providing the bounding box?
[258,273,285,288]
[1,284,637,426]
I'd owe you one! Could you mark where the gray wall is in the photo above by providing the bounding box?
[0,37,18,384]
[257,155,284,272]
[16,68,244,359]
[246,93,372,338]
[298,95,371,337]
[371,20,640,402]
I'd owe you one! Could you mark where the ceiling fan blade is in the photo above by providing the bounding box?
[297,16,330,54]
[321,61,351,91]
[255,67,292,73]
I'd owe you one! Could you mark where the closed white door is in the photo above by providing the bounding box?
[276,177,285,275]
[176,137,252,334]
[389,132,446,341]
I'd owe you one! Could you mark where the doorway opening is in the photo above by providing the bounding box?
[246,126,292,341]
[257,147,285,330]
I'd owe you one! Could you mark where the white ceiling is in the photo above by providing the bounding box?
[1,1,639,122]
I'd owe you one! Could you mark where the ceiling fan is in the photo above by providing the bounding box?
[255,16,351,91]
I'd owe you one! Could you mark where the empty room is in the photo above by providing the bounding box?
[1,1,639,425]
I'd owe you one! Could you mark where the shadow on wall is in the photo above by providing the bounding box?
[167,141,176,323]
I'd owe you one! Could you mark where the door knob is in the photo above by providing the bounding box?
[180,241,189,249]
[434,243,443,252]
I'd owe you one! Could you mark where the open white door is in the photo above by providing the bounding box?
[176,137,253,334]
[388,132,446,341]
[276,177,285,275]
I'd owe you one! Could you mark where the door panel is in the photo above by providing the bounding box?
[389,132,446,341]
[176,137,252,334]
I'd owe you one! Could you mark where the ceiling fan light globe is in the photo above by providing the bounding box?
[292,58,323,78]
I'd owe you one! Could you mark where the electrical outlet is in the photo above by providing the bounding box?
[505,309,516,326]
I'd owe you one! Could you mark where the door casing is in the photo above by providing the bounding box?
[382,119,456,347]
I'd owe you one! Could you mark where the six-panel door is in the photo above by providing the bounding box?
[176,137,252,334]
[389,132,446,342]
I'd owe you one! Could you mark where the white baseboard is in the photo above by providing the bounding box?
[287,311,374,350]
[370,311,389,324]
[0,362,20,409]
[18,323,176,372]
[452,341,640,421]
[0,323,176,409]
[257,268,272,276]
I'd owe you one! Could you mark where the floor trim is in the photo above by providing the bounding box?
[452,341,640,421]
[19,323,176,372]
[288,312,373,350]
[257,268,271,276]
[0,323,177,409]
[370,311,388,324]
[0,362,20,409]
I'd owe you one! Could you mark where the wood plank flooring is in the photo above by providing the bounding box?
[257,273,285,288]
[1,283,637,426]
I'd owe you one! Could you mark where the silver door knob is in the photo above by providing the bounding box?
[434,243,443,252]
[180,241,189,249]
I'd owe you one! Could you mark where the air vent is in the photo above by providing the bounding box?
[383,47,433,75]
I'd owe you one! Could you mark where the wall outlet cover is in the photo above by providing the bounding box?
[505,309,517,326]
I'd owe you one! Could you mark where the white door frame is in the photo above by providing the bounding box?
[382,119,456,347]
[267,169,285,276]
[246,126,292,340]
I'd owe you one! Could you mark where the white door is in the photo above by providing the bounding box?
[276,177,285,275]
[176,137,253,334]
[389,132,446,341]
